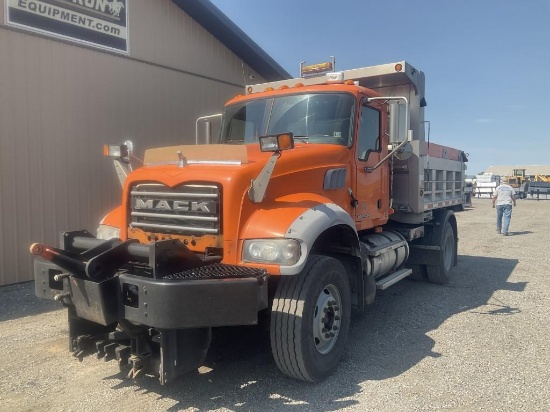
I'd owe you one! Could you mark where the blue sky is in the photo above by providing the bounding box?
[210,0,550,175]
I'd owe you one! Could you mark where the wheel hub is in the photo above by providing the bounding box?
[313,284,341,354]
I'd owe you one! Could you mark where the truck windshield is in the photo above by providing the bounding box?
[220,93,355,146]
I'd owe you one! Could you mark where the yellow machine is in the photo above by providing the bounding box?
[500,169,528,198]
[502,169,526,188]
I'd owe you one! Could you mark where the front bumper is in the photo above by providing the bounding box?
[35,259,269,329]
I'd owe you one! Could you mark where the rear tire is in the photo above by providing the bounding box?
[270,255,351,382]
[426,221,456,284]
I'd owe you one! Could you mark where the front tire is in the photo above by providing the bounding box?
[270,255,351,382]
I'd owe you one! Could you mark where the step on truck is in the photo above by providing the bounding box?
[32,60,468,385]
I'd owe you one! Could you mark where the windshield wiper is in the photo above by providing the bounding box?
[293,135,309,141]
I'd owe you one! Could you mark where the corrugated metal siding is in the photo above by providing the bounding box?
[0,0,267,285]
[129,0,260,84]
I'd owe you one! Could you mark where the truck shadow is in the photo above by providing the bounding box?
[104,254,523,412]
[0,281,60,322]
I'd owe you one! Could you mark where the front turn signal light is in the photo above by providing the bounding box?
[104,144,128,158]
[259,133,295,152]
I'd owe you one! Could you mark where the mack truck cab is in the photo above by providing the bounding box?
[32,61,467,384]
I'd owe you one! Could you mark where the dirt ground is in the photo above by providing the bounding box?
[1,197,549,411]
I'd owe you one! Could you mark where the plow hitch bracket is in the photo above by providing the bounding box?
[31,230,269,385]
[31,231,209,280]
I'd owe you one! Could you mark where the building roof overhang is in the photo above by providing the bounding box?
[172,0,291,81]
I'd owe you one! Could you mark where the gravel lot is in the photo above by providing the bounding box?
[1,198,549,411]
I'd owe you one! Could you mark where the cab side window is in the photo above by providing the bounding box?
[357,105,381,161]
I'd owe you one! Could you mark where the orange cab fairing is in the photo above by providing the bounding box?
[109,83,391,275]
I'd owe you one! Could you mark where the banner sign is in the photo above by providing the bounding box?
[6,0,128,53]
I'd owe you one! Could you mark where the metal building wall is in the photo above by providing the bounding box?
[0,0,265,285]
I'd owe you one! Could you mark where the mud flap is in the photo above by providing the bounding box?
[158,328,212,385]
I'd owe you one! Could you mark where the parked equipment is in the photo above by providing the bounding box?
[501,169,527,199]
[32,60,468,385]
[525,180,550,199]
[475,173,500,197]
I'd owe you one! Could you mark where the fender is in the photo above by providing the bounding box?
[239,193,358,275]
[99,205,124,234]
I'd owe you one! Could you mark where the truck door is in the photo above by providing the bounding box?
[354,100,389,230]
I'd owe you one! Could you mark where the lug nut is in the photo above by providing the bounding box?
[333,326,339,331]
[325,333,331,338]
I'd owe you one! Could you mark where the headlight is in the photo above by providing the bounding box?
[96,224,120,240]
[243,239,301,266]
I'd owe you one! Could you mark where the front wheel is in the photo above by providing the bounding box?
[270,255,351,382]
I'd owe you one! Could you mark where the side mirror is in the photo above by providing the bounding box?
[124,140,134,157]
[365,95,411,172]
[389,102,406,144]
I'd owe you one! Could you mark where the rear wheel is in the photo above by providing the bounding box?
[270,255,351,382]
[426,221,456,284]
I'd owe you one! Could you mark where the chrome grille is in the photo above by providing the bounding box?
[130,183,220,235]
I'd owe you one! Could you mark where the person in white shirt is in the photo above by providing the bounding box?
[492,183,516,236]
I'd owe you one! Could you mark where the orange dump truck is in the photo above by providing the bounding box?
[32,61,468,384]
